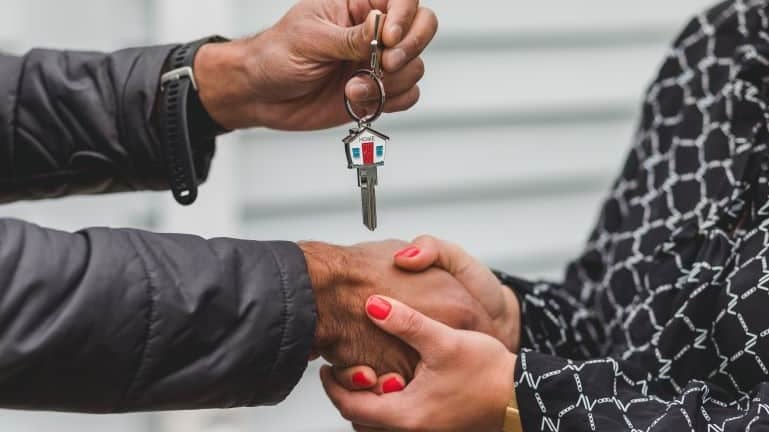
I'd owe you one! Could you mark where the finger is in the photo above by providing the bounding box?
[329,10,386,62]
[365,295,456,361]
[375,373,406,395]
[382,7,438,72]
[345,57,425,104]
[333,365,378,391]
[399,235,508,320]
[381,0,419,46]
[395,235,467,277]
[309,349,321,361]
[392,238,438,273]
[383,85,420,113]
[320,365,402,427]
[417,235,504,308]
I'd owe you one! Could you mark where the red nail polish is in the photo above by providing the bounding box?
[382,378,404,394]
[352,372,370,387]
[395,246,420,259]
[366,296,392,320]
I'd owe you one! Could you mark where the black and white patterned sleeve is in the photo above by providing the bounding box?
[495,272,609,361]
[513,350,769,431]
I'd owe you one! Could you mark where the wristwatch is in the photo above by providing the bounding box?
[158,35,230,205]
[503,388,523,432]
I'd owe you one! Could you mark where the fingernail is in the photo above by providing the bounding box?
[352,372,370,387]
[394,246,421,259]
[382,378,404,394]
[389,25,404,43]
[390,48,407,69]
[366,296,392,320]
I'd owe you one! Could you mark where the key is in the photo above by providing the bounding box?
[342,13,389,231]
[358,166,378,230]
[344,125,389,231]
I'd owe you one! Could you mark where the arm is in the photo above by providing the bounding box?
[0,0,437,204]
[323,296,769,432]
[0,227,502,412]
[0,47,212,202]
[387,234,610,359]
[514,350,769,431]
[0,218,315,412]
[495,269,608,360]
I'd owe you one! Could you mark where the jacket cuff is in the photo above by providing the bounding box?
[493,270,530,353]
[258,241,318,405]
[117,44,217,190]
[514,350,558,432]
[0,54,23,177]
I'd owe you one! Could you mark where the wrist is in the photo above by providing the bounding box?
[499,285,522,352]
[194,40,254,130]
[298,241,348,347]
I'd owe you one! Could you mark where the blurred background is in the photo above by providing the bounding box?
[0,0,713,430]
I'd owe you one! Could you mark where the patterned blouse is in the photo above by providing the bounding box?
[499,1,769,430]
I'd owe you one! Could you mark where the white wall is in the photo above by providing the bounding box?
[0,0,714,431]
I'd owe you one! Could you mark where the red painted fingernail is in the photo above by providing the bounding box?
[382,378,404,394]
[352,372,370,387]
[366,296,392,320]
[395,246,420,259]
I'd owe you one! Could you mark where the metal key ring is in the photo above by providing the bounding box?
[344,69,386,125]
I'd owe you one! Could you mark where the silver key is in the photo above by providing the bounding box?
[344,125,389,231]
[342,14,390,231]
[358,166,378,230]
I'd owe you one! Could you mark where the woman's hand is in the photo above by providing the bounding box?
[195,0,437,131]
[321,296,517,432]
[393,235,521,351]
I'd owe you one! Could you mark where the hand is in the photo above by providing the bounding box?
[194,0,438,131]
[331,235,522,393]
[321,296,517,432]
[299,240,498,379]
[394,235,521,351]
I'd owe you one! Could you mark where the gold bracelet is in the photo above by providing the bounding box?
[502,387,523,432]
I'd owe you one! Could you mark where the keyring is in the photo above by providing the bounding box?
[345,69,387,125]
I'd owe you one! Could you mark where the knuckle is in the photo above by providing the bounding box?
[413,58,426,80]
[408,86,421,105]
[441,334,462,355]
[344,29,360,58]
[398,310,425,340]
[423,7,439,30]
[414,233,438,246]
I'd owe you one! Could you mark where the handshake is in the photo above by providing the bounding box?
[300,236,522,431]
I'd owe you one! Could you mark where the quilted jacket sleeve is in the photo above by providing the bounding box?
[0,46,215,202]
[0,218,317,413]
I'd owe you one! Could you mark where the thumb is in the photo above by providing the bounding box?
[395,235,504,317]
[326,10,384,62]
[365,295,456,362]
[393,235,459,273]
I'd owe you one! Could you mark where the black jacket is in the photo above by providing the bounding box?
[0,46,317,412]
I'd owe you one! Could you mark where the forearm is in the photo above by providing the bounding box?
[514,349,769,431]
[0,45,217,202]
[0,219,316,412]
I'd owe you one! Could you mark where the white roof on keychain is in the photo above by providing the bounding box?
[343,125,389,144]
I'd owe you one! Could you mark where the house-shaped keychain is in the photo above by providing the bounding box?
[344,126,389,169]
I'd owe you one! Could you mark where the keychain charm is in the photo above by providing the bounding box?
[343,13,389,231]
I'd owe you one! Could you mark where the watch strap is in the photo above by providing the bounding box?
[158,35,228,205]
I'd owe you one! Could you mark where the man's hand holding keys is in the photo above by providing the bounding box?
[191,0,438,131]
